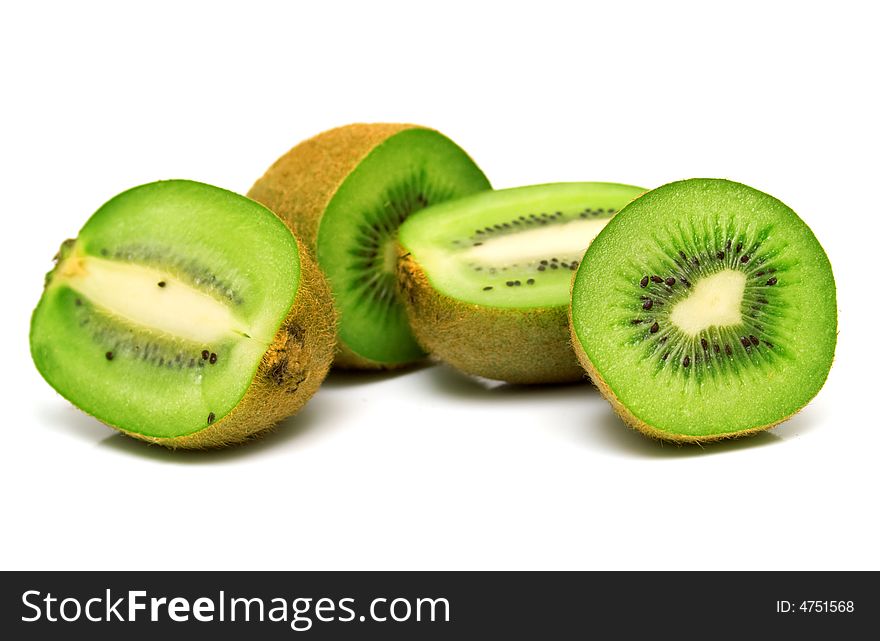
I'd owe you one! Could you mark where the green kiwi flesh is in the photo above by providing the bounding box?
[570,178,837,441]
[30,180,334,446]
[397,182,646,383]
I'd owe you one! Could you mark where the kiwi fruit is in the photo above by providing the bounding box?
[397,182,646,383]
[247,123,490,370]
[570,178,836,442]
[30,180,335,448]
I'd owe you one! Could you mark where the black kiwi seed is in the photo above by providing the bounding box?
[526,278,535,285]
[550,264,558,269]
[736,242,743,253]
[716,251,725,260]
[740,255,750,264]
[569,263,577,271]
[514,280,521,286]
[157,281,167,288]
[713,344,720,354]
[740,337,750,349]
[679,251,687,261]
[551,257,559,262]
[209,352,218,364]
[755,271,765,277]
[482,286,493,291]
[506,280,514,287]
[75,298,83,306]
[701,338,708,351]
[725,344,733,356]
[105,351,114,361]
[665,277,675,286]
[540,260,548,265]
[538,265,546,271]
[650,275,663,283]
[640,276,649,288]
[650,322,659,333]
[642,299,653,310]
[662,352,670,361]
[201,350,209,360]
[766,277,778,286]
[207,412,215,424]
[682,355,691,367]
[750,335,760,346]
[631,319,644,325]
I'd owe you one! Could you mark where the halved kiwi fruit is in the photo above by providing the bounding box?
[247,123,490,369]
[570,178,836,442]
[397,182,646,383]
[30,180,335,448]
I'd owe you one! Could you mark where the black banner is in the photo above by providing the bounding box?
[1,571,875,638]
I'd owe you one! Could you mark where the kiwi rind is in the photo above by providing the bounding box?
[569,178,836,443]
[398,249,585,383]
[247,123,488,370]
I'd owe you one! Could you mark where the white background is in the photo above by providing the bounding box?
[1,1,877,571]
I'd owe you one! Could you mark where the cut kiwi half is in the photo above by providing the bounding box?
[30,180,335,448]
[247,123,490,369]
[397,182,646,383]
[571,178,836,442]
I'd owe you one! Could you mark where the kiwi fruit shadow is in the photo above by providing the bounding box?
[321,360,435,389]
[90,395,344,464]
[424,362,593,402]
[591,404,824,458]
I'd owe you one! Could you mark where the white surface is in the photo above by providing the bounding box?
[1,1,877,571]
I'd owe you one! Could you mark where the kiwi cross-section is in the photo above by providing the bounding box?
[247,123,490,369]
[397,182,646,383]
[570,178,837,442]
[30,180,335,448]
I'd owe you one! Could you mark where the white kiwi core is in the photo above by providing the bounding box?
[462,218,610,266]
[669,269,746,337]
[58,255,250,344]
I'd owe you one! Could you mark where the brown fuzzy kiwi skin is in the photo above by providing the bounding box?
[247,123,424,370]
[118,240,336,449]
[567,310,794,444]
[398,247,587,384]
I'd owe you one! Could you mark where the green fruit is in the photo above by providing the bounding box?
[397,182,646,383]
[30,180,335,448]
[248,123,490,370]
[570,178,836,442]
